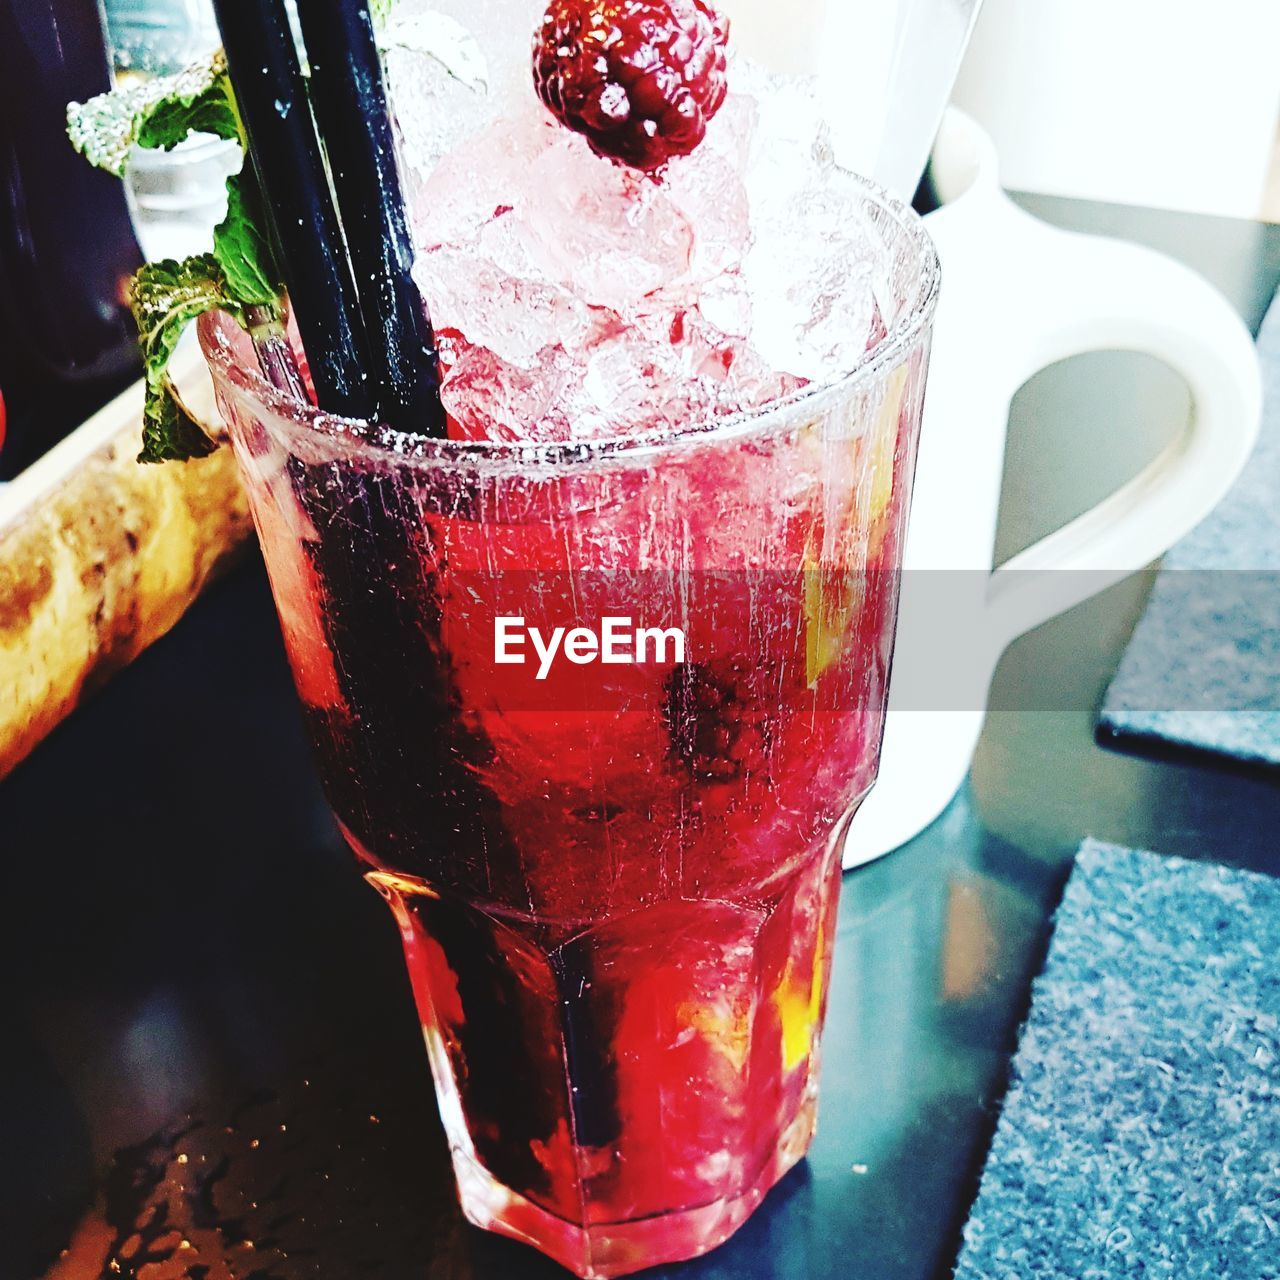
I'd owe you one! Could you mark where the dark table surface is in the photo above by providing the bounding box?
[3,198,1279,1280]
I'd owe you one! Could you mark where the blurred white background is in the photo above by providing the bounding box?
[726,0,1280,222]
[953,0,1280,221]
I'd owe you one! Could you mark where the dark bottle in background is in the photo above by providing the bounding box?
[0,0,144,476]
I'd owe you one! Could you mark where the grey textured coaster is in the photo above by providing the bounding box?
[954,839,1280,1280]
[1099,289,1280,766]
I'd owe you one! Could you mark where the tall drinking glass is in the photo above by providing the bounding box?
[201,173,937,1277]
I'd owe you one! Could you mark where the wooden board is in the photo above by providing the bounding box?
[0,342,254,780]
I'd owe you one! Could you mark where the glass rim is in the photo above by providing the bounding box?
[200,173,939,472]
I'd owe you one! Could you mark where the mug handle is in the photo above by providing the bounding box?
[981,193,1262,647]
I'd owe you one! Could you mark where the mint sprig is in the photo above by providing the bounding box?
[69,53,288,463]
[67,52,235,175]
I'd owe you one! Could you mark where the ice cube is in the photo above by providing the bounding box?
[694,273,753,340]
[416,225,590,369]
[729,58,882,380]
[440,334,579,442]
[388,0,539,103]
[383,6,501,203]
[663,95,755,283]
[733,56,832,169]
[414,107,558,250]
[742,160,878,382]
[516,131,697,311]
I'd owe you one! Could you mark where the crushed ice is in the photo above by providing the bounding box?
[384,10,888,443]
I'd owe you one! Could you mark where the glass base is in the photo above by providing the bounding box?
[450,1095,817,1278]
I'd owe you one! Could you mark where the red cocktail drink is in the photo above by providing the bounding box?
[199,5,938,1272]
[206,269,933,1276]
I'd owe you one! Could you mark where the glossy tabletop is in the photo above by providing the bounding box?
[2,197,1278,1280]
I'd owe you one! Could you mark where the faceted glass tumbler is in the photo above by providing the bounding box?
[200,181,938,1277]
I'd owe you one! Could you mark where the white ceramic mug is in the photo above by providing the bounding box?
[843,109,1264,867]
[952,0,1280,220]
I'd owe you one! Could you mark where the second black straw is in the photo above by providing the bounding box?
[211,0,445,436]
[297,0,446,438]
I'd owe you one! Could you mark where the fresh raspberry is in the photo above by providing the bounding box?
[533,0,730,172]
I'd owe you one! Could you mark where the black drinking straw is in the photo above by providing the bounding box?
[295,0,446,437]
[211,0,376,421]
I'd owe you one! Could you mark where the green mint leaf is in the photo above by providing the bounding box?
[140,381,219,464]
[131,254,241,385]
[125,175,287,463]
[67,51,233,176]
[213,170,284,308]
[70,54,292,463]
[130,255,240,463]
[135,79,238,154]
